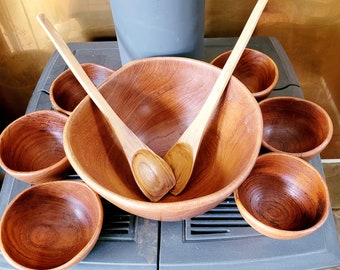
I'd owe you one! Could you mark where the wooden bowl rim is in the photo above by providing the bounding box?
[234,152,330,239]
[259,96,334,160]
[0,180,103,270]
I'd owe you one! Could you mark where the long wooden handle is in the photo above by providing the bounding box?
[179,0,268,155]
[165,0,268,195]
[37,13,146,161]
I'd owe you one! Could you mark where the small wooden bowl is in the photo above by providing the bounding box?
[211,48,279,100]
[234,153,330,240]
[259,96,333,160]
[0,110,71,184]
[64,57,263,221]
[50,63,114,115]
[0,180,103,270]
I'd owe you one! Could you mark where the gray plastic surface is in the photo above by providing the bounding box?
[0,37,339,269]
[110,0,205,65]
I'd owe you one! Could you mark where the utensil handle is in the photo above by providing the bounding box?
[180,0,268,154]
[214,0,268,98]
[36,13,146,160]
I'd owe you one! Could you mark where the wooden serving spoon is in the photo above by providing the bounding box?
[37,13,175,202]
[164,0,268,195]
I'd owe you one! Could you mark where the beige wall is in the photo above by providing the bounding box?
[1,0,339,157]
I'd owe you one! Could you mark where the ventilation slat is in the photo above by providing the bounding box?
[192,212,243,220]
[190,228,230,235]
[185,194,255,241]
[190,218,248,226]
[100,198,136,241]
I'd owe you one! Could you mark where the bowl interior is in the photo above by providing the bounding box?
[50,63,113,115]
[64,57,263,221]
[0,111,68,173]
[260,97,333,159]
[211,48,278,99]
[235,153,329,238]
[0,181,103,269]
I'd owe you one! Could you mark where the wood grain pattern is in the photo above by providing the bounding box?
[0,181,103,270]
[64,57,263,221]
[259,96,333,160]
[234,152,330,239]
[0,110,71,184]
[211,48,278,100]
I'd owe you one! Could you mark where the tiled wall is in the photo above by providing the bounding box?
[1,0,339,158]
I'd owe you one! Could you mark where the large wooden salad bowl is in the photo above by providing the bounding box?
[64,57,263,221]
